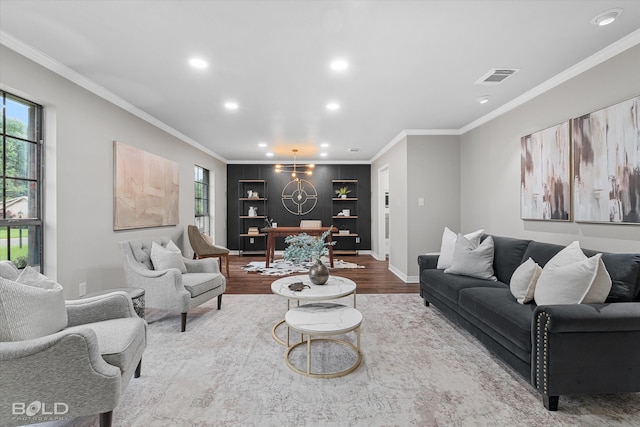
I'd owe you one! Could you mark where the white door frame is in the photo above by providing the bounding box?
[377,164,389,261]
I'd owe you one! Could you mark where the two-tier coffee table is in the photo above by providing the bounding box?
[270,275,357,346]
[285,302,362,378]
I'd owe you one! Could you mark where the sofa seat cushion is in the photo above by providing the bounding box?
[68,317,146,374]
[458,287,536,355]
[421,269,506,306]
[182,273,224,298]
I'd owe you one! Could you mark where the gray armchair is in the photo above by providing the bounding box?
[118,237,226,332]
[0,261,146,427]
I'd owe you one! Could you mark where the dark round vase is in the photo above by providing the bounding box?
[308,259,329,285]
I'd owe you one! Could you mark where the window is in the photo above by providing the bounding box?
[194,165,210,235]
[1,91,44,269]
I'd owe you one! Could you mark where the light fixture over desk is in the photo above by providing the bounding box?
[275,149,315,178]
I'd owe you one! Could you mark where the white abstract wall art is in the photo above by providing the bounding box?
[520,121,571,221]
[113,141,179,230]
[572,96,640,224]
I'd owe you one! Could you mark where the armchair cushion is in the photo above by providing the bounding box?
[0,267,67,342]
[182,273,225,297]
[151,240,187,273]
[66,317,146,374]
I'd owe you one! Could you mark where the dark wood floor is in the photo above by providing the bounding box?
[225,254,418,294]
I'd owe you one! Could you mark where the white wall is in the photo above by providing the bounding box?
[407,135,460,279]
[460,44,640,253]
[1,45,227,299]
[372,134,460,281]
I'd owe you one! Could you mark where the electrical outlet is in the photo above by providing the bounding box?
[355,237,360,244]
[250,237,255,244]
[79,282,87,297]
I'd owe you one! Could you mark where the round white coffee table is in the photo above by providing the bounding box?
[285,303,362,378]
[271,275,356,346]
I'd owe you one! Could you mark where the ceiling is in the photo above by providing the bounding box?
[1,1,640,163]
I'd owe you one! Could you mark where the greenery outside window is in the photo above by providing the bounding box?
[1,91,43,269]
[194,165,210,235]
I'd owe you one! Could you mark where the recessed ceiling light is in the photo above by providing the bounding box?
[330,59,349,72]
[266,152,274,157]
[326,102,340,111]
[591,8,623,26]
[476,95,492,104]
[258,142,267,147]
[320,152,328,157]
[189,58,208,69]
[321,142,329,148]
[224,101,239,111]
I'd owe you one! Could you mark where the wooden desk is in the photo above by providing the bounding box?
[261,226,336,268]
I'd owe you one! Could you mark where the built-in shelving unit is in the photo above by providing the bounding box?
[238,180,267,255]
[331,179,359,255]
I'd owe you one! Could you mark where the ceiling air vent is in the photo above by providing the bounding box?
[475,68,519,85]
[348,147,361,153]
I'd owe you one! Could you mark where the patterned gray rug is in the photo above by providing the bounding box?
[241,258,365,276]
[37,294,640,426]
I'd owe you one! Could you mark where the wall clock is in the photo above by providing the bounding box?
[281,179,318,215]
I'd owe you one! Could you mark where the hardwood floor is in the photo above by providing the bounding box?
[224,254,418,294]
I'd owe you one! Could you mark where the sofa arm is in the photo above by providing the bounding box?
[418,253,439,272]
[184,257,218,273]
[66,291,137,326]
[0,329,121,424]
[533,302,640,410]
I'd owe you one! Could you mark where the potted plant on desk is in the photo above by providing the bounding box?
[284,228,335,285]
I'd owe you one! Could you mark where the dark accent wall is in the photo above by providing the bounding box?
[227,164,371,251]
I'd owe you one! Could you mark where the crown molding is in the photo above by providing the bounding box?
[459,28,640,134]
[0,30,227,163]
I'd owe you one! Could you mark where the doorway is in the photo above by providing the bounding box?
[377,165,389,260]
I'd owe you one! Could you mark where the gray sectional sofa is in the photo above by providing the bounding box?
[418,235,640,411]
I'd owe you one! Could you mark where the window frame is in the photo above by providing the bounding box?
[0,91,44,270]
[194,165,210,235]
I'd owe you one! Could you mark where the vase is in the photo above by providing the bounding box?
[308,259,329,285]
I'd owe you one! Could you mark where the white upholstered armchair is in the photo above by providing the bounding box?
[118,237,226,332]
[0,261,146,427]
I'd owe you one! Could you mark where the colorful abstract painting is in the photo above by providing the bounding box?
[113,141,179,230]
[520,121,571,220]
[573,96,640,224]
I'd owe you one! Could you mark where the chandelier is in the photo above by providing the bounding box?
[275,149,314,178]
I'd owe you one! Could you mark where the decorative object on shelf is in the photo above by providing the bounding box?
[342,209,350,216]
[572,95,640,224]
[275,148,314,177]
[248,227,260,235]
[247,190,253,198]
[520,122,571,221]
[335,186,351,198]
[248,206,258,217]
[283,229,336,285]
[339,229,350,235]
[282,178,318,215]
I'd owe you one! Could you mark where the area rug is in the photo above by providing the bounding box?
[242,257,365,276]
[38,294,640,426]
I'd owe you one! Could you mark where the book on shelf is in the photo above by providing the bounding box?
[247,227,260,235]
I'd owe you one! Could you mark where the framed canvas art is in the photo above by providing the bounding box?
[572,95,640,224]
[113,141,179,230]
[520,121,571,221]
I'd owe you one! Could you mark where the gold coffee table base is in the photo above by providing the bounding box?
[271,319,304,347]
[285,335,362,379]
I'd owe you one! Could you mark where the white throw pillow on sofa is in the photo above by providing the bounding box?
[510,258,542,304]
[444,234,497,281]
[534,241,612,305]
[151,240,187,273]
[0,266,67,342]
[436,227,484,269]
